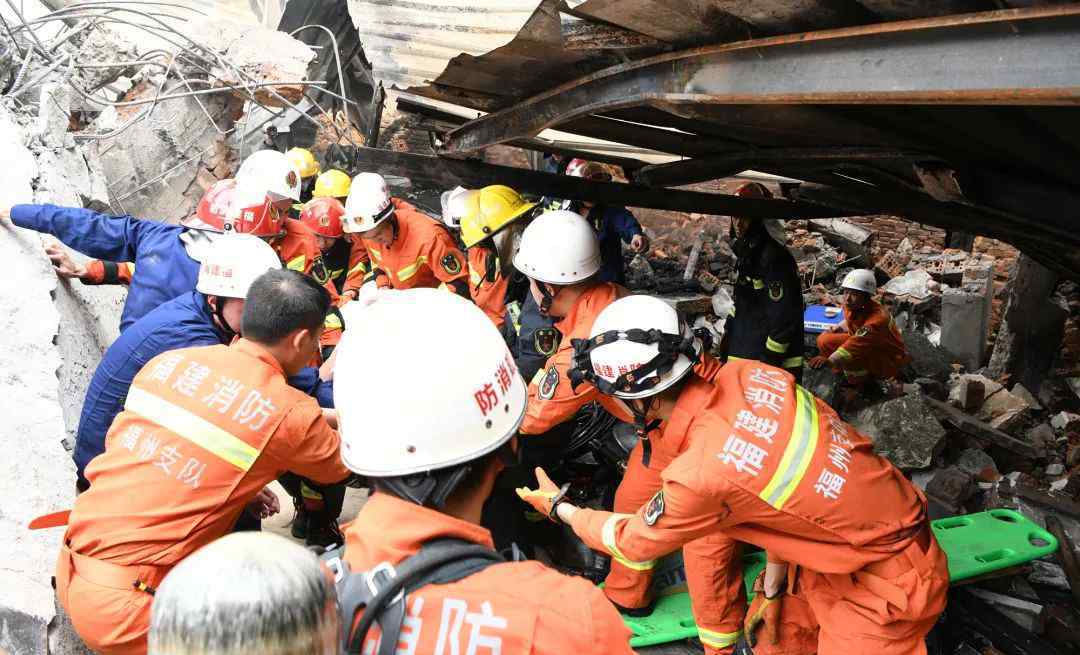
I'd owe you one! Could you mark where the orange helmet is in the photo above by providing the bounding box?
[734,181,772,198]
[299,197,345,238]
[183,179,236,232]
[566,158,611,181]
[226,177,286,237]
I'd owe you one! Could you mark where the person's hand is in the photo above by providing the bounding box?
[319,347,338,382]
[807,355,829,369]
[515,467,567,521]
[246,486,280,520]
[630,233,649,253]
[44,243,86,279]
[744,565,785,647]
[0,207,11,222]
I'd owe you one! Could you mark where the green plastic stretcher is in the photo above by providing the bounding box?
[620,509,1058,648]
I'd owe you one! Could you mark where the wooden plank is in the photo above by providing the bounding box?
[923,397,1041,459]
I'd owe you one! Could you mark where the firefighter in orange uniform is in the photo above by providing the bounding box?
[55,268,352,655]
[809,269,909,385]
[341,172,467,296]
[519,295,949,655]
[457,185,536,329]
[329,288,634,655]
[512,209,629,437]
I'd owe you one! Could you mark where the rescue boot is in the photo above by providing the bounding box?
[612,599,657,618]
[305,509,344,549]
[289,496,309,540]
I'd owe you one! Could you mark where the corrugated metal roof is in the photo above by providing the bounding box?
[346,0,538,88]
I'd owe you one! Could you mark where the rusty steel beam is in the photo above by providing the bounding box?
[440,5,1080,154]
[633,147,938,186]
[341,147,841,218]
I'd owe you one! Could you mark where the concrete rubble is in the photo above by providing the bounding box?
[850,394,947,471]
[0,3,331,652]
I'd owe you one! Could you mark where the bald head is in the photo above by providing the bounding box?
[149,532,338,655]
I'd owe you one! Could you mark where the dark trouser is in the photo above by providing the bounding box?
[482,422,573,553]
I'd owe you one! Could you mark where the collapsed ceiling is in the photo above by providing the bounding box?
[392,0,1080,278]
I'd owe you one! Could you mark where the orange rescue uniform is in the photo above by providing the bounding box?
[56,339,351,655]
[567,358,948,655]
[342,493,635,655]
[357,198,467,292]
[591,357,746,654]
[83,260,135,285]
[339,233,372,301]
[520,282,628,435]
[468,245,510,329]
[816,299,908,383]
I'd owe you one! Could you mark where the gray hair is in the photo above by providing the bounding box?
[149,532,339,655]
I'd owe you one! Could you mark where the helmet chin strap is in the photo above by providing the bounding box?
[628,397,661,467]
[537,281,557,315]
[210,297,237,343]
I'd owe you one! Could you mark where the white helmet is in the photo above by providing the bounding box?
[343,172,393,233]
[440,186,471,230]
[334,289,526,477]
[235,150,302,202]
[195,234,282,299]
[513,209,601,284]
[573,295,700,400]
[841,269,877,295]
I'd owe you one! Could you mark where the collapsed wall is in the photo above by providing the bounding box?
[0,96,122,654]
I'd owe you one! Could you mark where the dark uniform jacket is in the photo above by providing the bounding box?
[726,223,805,376]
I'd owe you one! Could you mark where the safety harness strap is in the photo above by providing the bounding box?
[327,538,505,655]
[568,328,698,396]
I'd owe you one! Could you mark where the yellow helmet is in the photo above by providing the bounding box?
[286,147,320,179]
[459,185,536,248]
[313,169,352,199]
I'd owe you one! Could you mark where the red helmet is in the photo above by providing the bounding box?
[299,197,345,238]
[226,177,286,237]
[182,179,236,232]
[566,158,611,181]
[734,181,772,198]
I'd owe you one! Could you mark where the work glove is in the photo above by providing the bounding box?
[743,568,783,648]
[515,467,570,522]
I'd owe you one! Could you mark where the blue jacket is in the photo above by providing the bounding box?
[581,204,643,285]
[73,290,335,487]
[11,204,200,331]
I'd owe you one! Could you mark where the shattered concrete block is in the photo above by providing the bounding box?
[808,218,872,264]
[1051,411,1080,432]
[925,466,975,513]
[35,83,74,149]
[1011,383,1042,411]
[941,285,992,371]
[1027,423,1057,453]
[882,268,934,300]
[850,394,947,471]
[950,375,986,412]
[802,366,840,408]
[1046,463,1065,477]
[955,448,1000,482]
[979,384,1037,433]
[968,589,1046,633]
[902,329,953,382]
[1029,561,1071,592]
[0,105,121,655]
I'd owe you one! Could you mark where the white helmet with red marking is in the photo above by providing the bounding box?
[196,233,282,299]
[342,172,393,234]
[334,288,526,477]
[235,149,302,203]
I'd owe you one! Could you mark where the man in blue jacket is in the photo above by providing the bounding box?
[0,151,303,331]
[565,159,648,284]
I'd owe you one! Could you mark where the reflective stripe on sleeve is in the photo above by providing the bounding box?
[698,628,742,649]
[765,337,788,354]
[397,255,428,281]
[125,387,259,471]
[783,356,804,369]
[286,255,306,272]
[834,348,852,360]
[759,386,819,510]
[601,514,656,572]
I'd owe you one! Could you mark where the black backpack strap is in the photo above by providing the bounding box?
[327,538,505,655]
